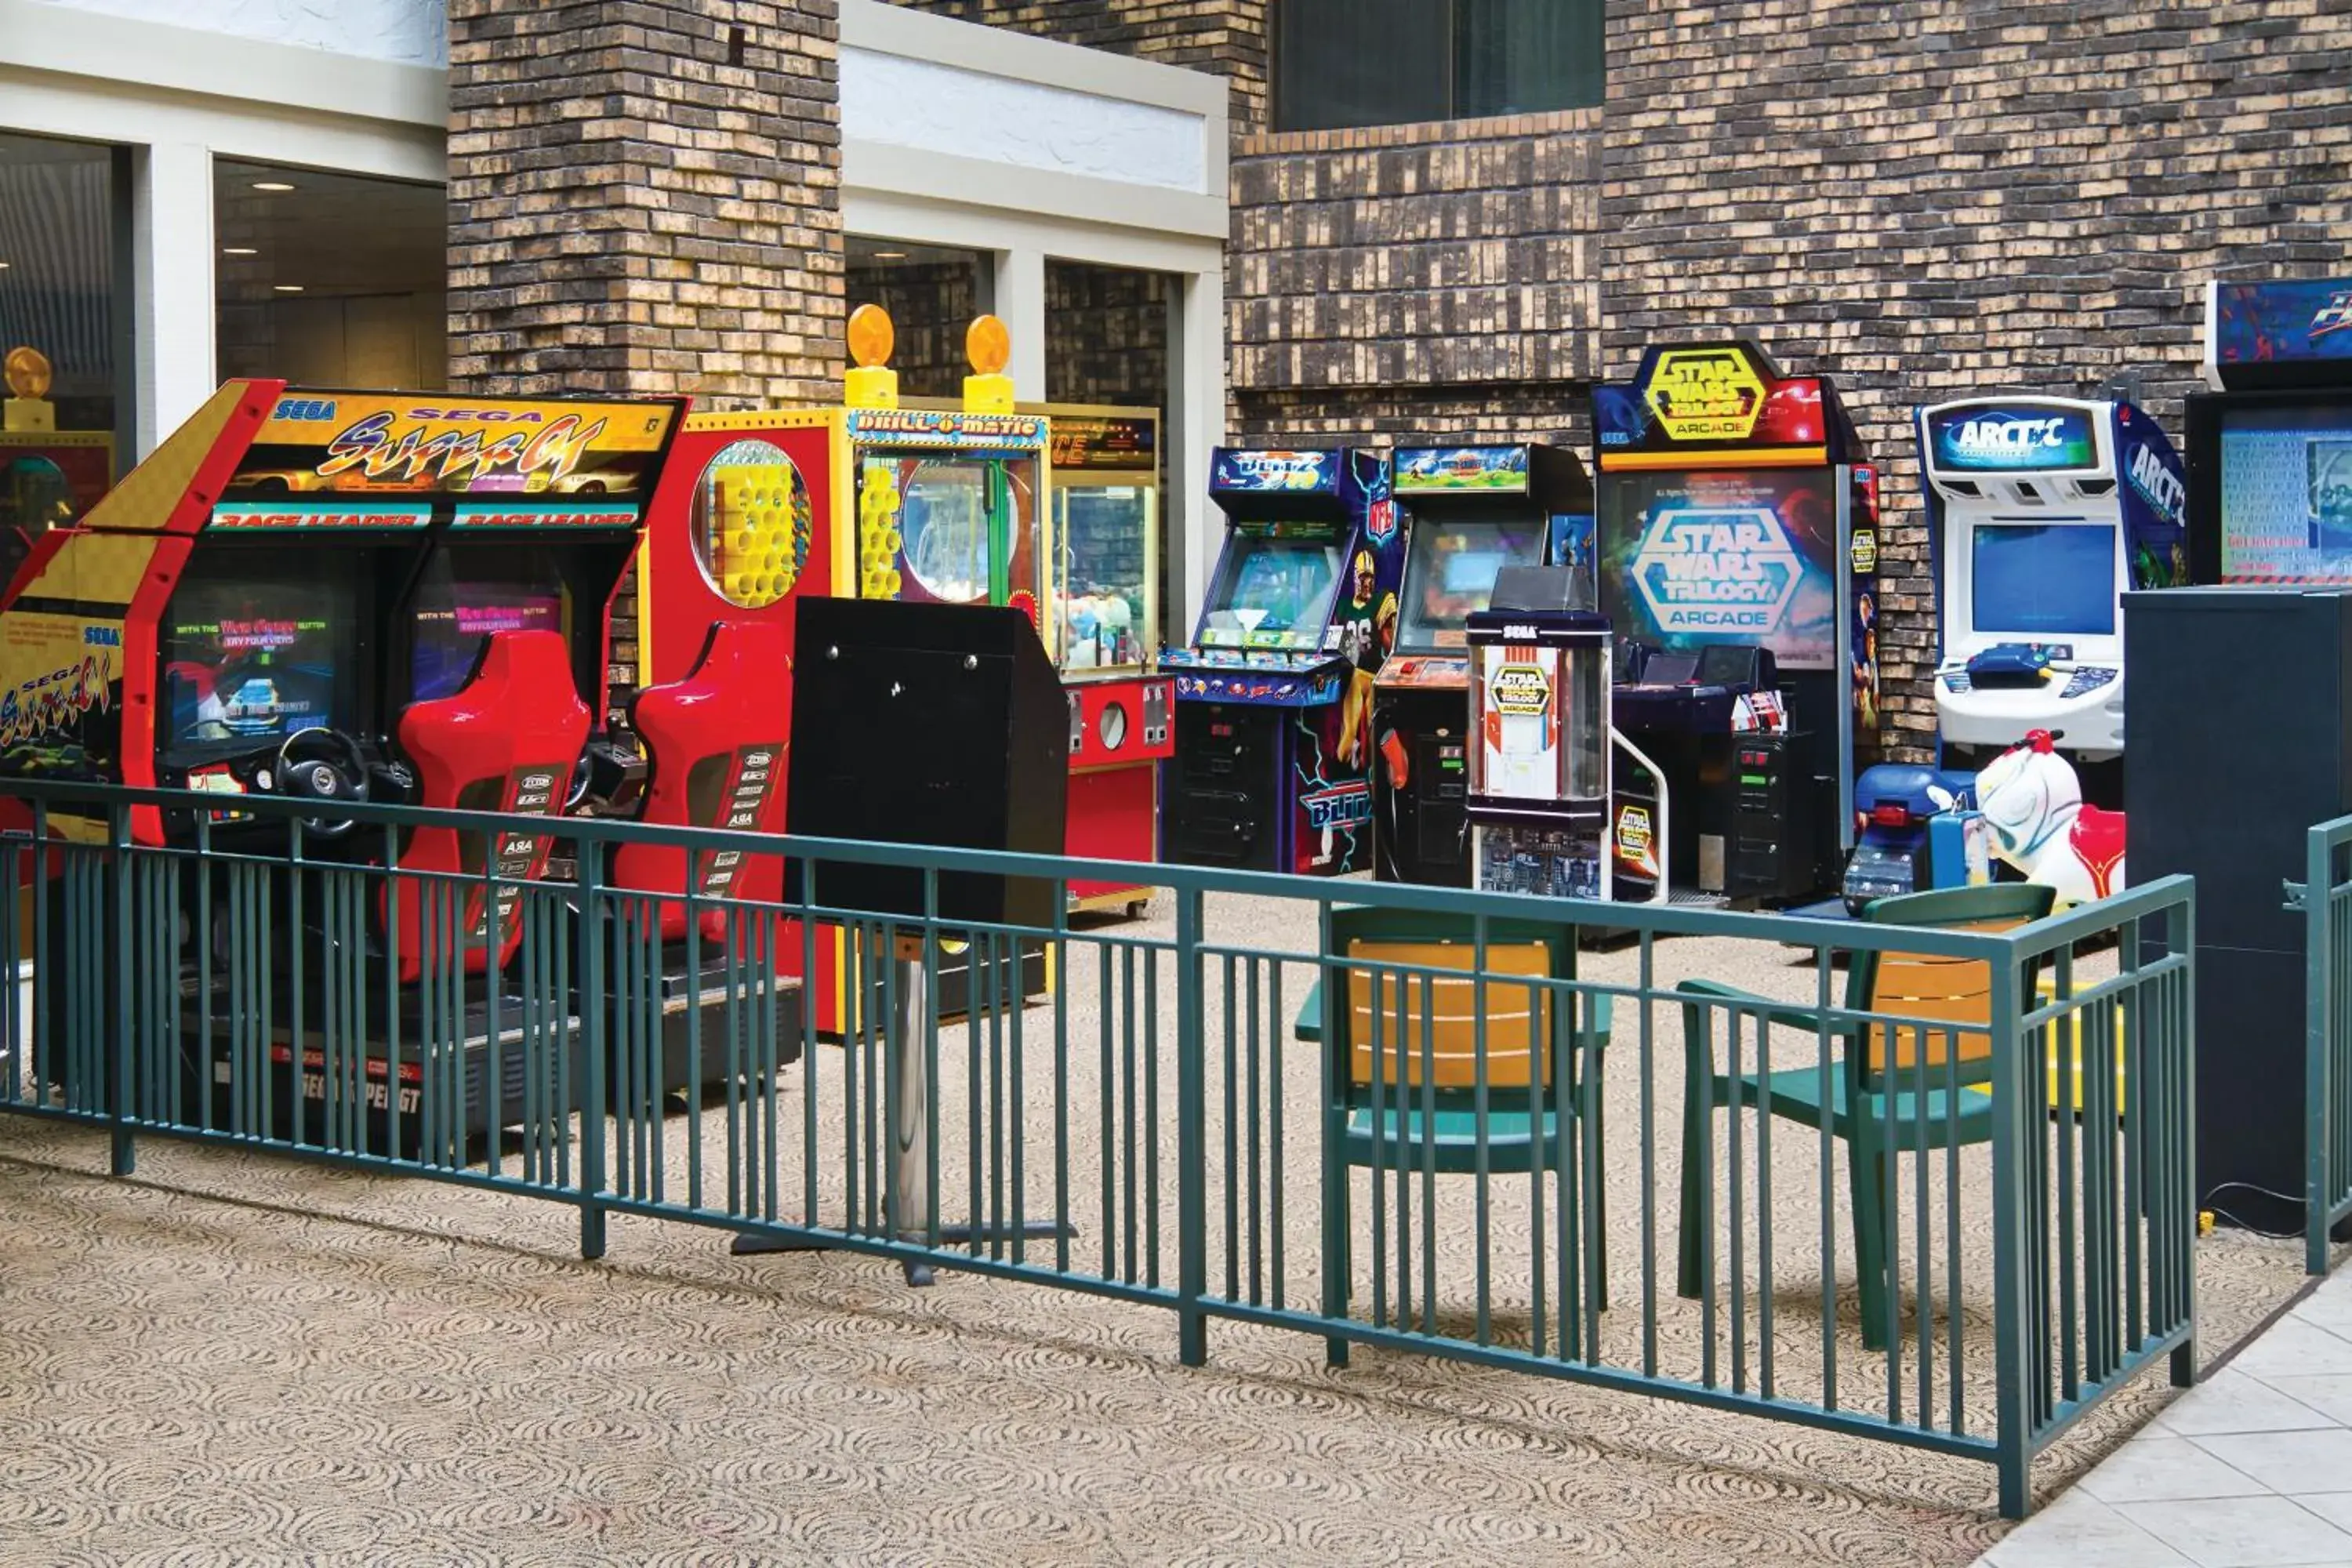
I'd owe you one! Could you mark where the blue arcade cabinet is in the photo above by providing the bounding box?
[1159,448,1402,875]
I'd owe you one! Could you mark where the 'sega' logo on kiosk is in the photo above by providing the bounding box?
[1630,507,1803,634]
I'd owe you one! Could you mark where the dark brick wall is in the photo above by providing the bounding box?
[847,258,979,398]
[447,0,844,404]
[1602,0,2352,757]
[1045,260,1170,413]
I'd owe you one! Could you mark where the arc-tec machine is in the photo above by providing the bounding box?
[1918,395,2185,775]
[1159,447,1401,875]
[1373,442,1593,886]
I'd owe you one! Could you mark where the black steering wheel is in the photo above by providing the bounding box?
[270,726,372,837]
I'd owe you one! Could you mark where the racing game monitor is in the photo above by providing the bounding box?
[408,545,571,706]
[160,552,366,771]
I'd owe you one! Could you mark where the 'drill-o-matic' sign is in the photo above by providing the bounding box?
[1629,506,1804,635]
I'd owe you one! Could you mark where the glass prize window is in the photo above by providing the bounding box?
[1056,483,1152,671]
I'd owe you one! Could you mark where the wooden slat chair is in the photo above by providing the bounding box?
[1300,906,1613,1334]
[1675,883,2054,1352]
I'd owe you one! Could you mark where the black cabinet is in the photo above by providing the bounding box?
[2125,586,2352,1229]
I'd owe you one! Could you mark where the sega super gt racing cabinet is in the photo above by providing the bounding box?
[0,380,811,1152]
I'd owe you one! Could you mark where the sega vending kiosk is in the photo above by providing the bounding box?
[1592,340,1877,906]
[1159,447,1402,875]
[1465,567,1613,899]
[1374,442,1592,885]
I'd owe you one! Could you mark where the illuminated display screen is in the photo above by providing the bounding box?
[1970,522,2118,637]
[1399,517,1544,651]
[1599,469,1839,670]
[162,557,359,762]
[410,546,567,702]
[2220,405,2352,583]
[1199,533,1343,650]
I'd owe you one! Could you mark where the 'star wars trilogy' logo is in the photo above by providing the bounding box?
[1642,348,1767,443]
[1631,508,1804,635]
[1489,663,1552,717]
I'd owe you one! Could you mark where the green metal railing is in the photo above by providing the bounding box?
[2308,815,2352,1272]
[0,779,2197,1519]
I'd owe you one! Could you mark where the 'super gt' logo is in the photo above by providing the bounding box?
[1302,781,1371,830]
[0,653,113,750]
[1630,507,1803,634]
[2127,441,2185,524]
[1643,349,1767,443]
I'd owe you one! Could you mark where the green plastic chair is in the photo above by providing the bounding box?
[1295,906,1613,1343]
[1675,882,2054,1353]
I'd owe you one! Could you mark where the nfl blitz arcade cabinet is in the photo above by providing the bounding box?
[1839,390,2186,909]
[1373,442,1594,886]
[0,379,819,1142]
[1160,447,1403,874]
[1589,340,1876,906]
[2129,277,2352,1236]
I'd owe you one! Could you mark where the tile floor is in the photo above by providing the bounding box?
[1984,1266,2352,1567]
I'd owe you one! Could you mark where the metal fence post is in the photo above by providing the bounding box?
[576,837,608,1261]
[2174,889,2200,1388]
[107,802,134,1177]
[2311,824,2333,1276]
[1174,884,1207,1367]
[1987,940,2033,1520]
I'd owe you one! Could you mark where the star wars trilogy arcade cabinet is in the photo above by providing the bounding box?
[2129,277,2352,1234]
[1373,443,1593,887]
[1840,394,2188,911]
[1160,448,1403,874]
[0,379,688,1146]
[1592,341,1876,906]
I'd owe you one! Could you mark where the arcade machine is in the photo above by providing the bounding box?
[1043,406,1169,915]
[1160,447,1402,875]
[1374,442,1592,885]
[0,379,688,1145]
[2129,276,2352,1233]
[1592,340,1876,908]
[1465,566,1613,901]
[1838,393,2186,912]
[1,347,114,587]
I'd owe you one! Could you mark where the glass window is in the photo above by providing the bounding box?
[1273,0,1603,132]
[214,159,447,390]
[1970,523,2118,637]
[0,131,128,566]
[1058,485,1150,670]
[897,459,994,605]
[847,238,989,399]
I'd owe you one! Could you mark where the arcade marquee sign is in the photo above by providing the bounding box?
[1642,347,1768,444]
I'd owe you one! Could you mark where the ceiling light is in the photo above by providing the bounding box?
[222,247,257,256]
[0,261,11,270]
[252,180,295,192]
[870,250,907,260]
[272,284,303,292]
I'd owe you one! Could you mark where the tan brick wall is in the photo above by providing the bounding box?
[1602,0,2352,758]
[447,0,844,405]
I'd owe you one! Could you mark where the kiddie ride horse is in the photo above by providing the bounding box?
[1842,730,2124,912]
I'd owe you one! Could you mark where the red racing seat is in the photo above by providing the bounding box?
[612,618,789,942]
[386,630,587,985]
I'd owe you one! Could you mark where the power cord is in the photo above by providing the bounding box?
[2198,1181,2309,1240]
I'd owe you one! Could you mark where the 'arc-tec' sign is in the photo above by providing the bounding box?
[1630,507,1803,634]
[1927,405,2099,473]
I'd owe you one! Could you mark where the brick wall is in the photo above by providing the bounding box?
[848,256,980,398]
[1045,259,1170,412]
[446,0,844,405]
[1602,0,2352,757]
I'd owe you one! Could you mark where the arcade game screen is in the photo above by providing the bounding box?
[1599,470,1839,670]
[1398,517,1545,652]
[1969,521,2118,637]
[2220,403,2352,583]
[409,546,568,703]
[162,556,361,765]
[1057,485,1149,669]
[1198,532,1341,650]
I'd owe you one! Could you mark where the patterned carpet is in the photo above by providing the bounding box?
[0,895,2310,1566]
